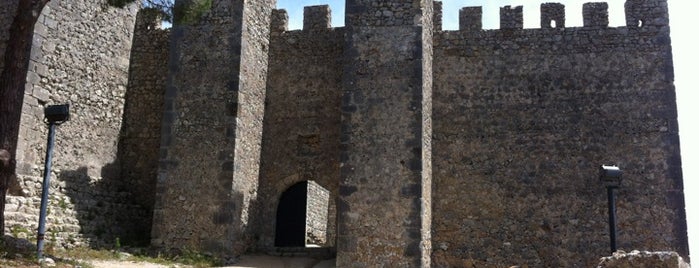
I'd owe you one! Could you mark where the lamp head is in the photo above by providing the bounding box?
[600,165,623,187]
[44,104,70,124]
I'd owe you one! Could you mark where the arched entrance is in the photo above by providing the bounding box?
[275,181,308,247]
[274,180,330,247]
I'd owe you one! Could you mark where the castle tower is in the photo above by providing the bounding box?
[338,0,433,266]
[150,0,275,257]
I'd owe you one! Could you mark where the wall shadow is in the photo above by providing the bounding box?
[59,162,151,248]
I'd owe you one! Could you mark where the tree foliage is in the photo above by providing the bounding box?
[172,0,211,24]
[110,0,175,21]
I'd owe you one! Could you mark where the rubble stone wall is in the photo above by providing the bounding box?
[4,0,141,247]
[432,1,686,267]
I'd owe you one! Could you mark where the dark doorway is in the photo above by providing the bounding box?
[275,181,308,247]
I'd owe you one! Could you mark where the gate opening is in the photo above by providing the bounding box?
[274,180,330,247]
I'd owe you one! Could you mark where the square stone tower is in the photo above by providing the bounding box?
[338,0,434,266]
[150,0,275,257]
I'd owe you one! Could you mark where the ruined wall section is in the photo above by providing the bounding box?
[117,10,170,240]
[432,1,685,267]
[0,0,18,75]
[4,0,141,246]
[151,0,274,258]
[255,6,343,250]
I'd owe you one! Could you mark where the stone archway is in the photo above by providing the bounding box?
[275,181,308,247]
[274,180,330,247]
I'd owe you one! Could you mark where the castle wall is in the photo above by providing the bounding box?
[431,1,686,267]
[151,0,275,258]
[255,6,343,250]
[4,0,141,247]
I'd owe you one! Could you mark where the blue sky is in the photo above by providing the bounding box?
[278,0,699,259]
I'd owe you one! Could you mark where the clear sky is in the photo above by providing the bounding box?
[278,0,698,259]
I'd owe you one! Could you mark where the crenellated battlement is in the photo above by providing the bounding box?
[271,9,288,34]
[500,5,524,29]
[434,0,668,32]
[583,2,609,27]
[459,7,482,32]
[304,5,332,31]
[273,5,335,33]
[625,0,669,28]
[135,8,165,31]
[541,3,565,28]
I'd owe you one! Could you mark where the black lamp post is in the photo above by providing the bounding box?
[599,164,622,253]
[37,104,69,260]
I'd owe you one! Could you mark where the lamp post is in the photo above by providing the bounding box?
[599,164,622,253]
[37,104,70,260]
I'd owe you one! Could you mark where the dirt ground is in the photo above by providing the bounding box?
[89,255,336,268]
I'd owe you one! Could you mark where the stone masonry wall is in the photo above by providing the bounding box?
[4,0,141,247]
[0,0,19,75]
[306,180,330,245]
[151,0,275,258]
[338,0,433,266]
[117,9,170,241]
[432,1,686,267]
[255,6,342,250]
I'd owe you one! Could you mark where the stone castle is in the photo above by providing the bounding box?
[0,0,688,266]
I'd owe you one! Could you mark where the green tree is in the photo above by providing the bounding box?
[0,0,172,235]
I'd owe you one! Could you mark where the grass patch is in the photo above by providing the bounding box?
[1,235,222,267]
[51,246,221,268]
[0,235,88,268]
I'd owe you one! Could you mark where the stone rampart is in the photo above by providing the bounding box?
[4,0,142,247]
[432,1,685,267]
